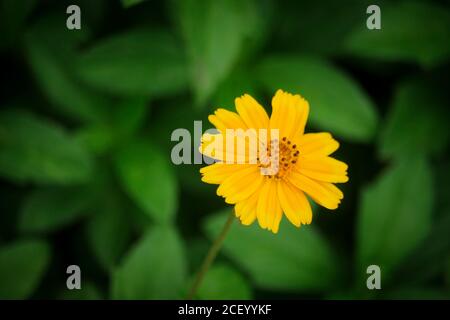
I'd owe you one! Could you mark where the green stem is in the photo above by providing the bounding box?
[186,211,235,300]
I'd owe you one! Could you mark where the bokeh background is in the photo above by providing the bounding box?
[1,0,450,300]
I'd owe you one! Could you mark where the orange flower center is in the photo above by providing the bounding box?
[258,136,299,179]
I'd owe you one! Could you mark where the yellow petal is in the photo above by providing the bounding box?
[199,131,259,164]
[256,179,283,233]
[298,133,339,157]
[278,181,312,226]
[298,169,349,183]
[199,133,223,161]
[287,170,341,210]
[297,157,349,183]
[255,180,270,229]
[208,108,247,132]
[235,191,259,225]
[270,89,309,140]
[200,163,252,184]
[316,181,344,200]
[235,94,270,129]
[217,166,264,204]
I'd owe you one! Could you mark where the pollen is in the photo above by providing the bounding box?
[258,136,300,179]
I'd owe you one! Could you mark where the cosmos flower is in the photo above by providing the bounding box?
[199,90,348,233]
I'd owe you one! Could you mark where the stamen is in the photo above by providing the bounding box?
[258,136,300,179]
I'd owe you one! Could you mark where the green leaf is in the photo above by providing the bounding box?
[196,263,252,300]
[111,98,149,135]
[379,79,450,159]
[76,98,149,155]
[83,166,132,271]
[75,124,117,156]
[356,157,434,284]
[25,14,108,123]
[112,226,186,299]
[26,40,106,122]
[85,193,132,272]
[391,162,450,286]
[185,237,210,272]
[344,1,450,68]
[276,0,372,56]
[0,109,93,184]
[172,0,261,106]
[212,69,261,112]
[204,210,342,292]
[76,28,188,97]
[147,100,215,196]
[0,239,51,299]
[27,12,91,51]
[19,186,94,233]
[257,55,378,142]
[114,140,178,224]
[392,211,450,286]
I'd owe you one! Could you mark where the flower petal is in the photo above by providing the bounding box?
[287,170,341,210]
[278,181,312,226]
[270,89,309,139]
[217,166,264,204]
[200,162,252,184]
[297,157,349,183]
[199,132,258,163]
[208,108,247,132]
[256,179,283,233]
[235,191,259,225]
[316,181,344,200]
[235,94,270,129]
[298,133,339,157]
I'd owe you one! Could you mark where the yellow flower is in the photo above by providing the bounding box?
[199,89,349,233]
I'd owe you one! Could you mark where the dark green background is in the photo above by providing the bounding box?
[0,0,449,299]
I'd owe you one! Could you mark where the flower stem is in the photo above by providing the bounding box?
[186,211,235,300]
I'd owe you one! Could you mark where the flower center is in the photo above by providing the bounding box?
[258,136,299,179]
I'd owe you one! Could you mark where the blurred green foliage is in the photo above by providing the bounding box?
[0,0,449,300]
